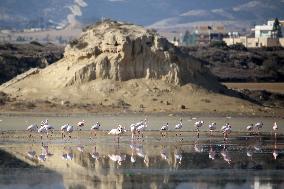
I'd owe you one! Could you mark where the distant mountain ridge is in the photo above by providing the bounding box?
[0,0,283,30]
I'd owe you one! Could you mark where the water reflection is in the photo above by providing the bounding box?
[90,144,100,161]
[1,135,284,189]
[273,136,279,160]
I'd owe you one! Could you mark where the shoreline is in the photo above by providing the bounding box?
[0,110,283,118]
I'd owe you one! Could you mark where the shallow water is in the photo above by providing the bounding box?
[0,114,283,133]
[0,132,283,189]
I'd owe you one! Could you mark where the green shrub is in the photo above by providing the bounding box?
[210,41,227,48]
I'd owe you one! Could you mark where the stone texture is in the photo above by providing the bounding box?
[59,20,220,90]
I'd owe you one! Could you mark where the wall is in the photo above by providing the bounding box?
[224,37,283,48]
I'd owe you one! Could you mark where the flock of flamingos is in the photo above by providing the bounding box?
[22,118,281,165]
[25,118,279,141]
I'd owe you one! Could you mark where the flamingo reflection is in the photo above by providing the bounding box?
[90,144,100,161]
[160,146,169,161]
[221,142,231,164]
[273,134,279,160]
[194,139,204,153]
[108,154,126,165]
[208,134,216,160]
[174,147,183,165]
[62,146,74,161]
[27,146,36,159]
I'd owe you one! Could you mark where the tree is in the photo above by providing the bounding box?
[182,30,191,46]
[273,18,282,38]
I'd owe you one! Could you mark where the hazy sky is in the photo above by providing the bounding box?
[0,0,283,28]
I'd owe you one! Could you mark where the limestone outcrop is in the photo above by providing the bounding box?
[45,20,221,89]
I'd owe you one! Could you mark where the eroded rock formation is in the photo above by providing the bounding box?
[58,20,220,89]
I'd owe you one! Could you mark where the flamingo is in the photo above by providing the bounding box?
[77,120,85,127]
[26,124,38,138]
[108,125,124,143]
[136,120,147,139]
[160,123,169,137]
[130,123,137,139]
[273,122,278,138]
[90,122,101,138]
[175,118,183,137]
[221,123,231,141]
[66,125,74,139]
[194,120,204,138]
[40,119,48,127]
[60,124,69,139]
[43,124,54,138]
[208,122,216,136]
[77,120,85,131]
[246,124,254,135]
[130,119,147,139]
[38,126,48,143]
[254,122,263,134]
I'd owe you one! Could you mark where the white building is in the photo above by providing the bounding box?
[224,19,284,48]
[252,20,280,38]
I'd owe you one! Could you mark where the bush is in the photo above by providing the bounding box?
[210,41,227,48]
[229,43,247,51]
[30,41,43,46]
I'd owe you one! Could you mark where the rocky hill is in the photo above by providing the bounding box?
[0,42,64,84]
[0,20,277,115]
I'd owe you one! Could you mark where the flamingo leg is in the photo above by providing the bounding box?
[197,130,200,138]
